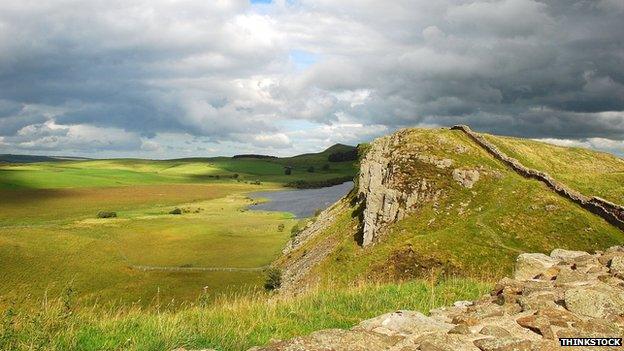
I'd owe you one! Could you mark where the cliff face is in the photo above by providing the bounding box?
[357,130,456,246]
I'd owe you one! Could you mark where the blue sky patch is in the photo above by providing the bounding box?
[289,50,318,71]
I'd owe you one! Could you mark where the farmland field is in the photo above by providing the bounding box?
[0,148,357,307]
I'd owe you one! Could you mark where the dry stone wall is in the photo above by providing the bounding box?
[451,125,624,231]
[249,247,624,351]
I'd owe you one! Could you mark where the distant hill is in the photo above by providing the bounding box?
[0,154,90,163]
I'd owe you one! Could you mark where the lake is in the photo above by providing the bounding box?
[249,181,354,218]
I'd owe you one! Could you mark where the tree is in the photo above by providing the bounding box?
[284,166,292,175]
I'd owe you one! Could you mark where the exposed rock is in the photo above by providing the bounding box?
[250,329,403,351]
[473,337,532,351]
[249,247,624,351]
[453,169,480,189]
[514,253,559,280]
[479,325,511,338]
[355,310,452,337]
[610,255,624,275]
[449,324,472,335]
[516,314,554,339]
[564,284,624,319]
[357,131,443,246]
[550,249,590,262]
[418,333,480,351]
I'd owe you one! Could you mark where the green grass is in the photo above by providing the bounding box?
[0,184,297,306]
[483,134,624,204]
[0,278,489,351]
[0,146,357,306]
[281,128,624,289]
[0,147,357,190]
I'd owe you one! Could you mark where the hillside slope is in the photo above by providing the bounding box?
[483,134,624,204]
[0,145,357,190]
[276,127,624,294]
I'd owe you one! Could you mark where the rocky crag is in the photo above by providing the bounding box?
[452,125,624,231]
[251,247,624,350]
[357,129,477,246]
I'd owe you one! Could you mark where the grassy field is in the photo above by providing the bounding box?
[0,144,357,190]
[483,134,624,204]
[0,184,297,306]
[0,147,358,307]
[280,128,624,289]
[0,278,489,351]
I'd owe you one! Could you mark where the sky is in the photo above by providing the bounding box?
[0,0,623,158]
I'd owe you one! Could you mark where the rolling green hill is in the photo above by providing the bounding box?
[276,127,624,292]
[2,128,624,351]
[0,144,357,190]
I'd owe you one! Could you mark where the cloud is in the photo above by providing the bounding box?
[0,0,622,157]
[538,137,624,156]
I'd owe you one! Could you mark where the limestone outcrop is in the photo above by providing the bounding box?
[250,247,624,351]
[357,131,445,246]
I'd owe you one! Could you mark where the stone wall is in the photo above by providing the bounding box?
[451,125,624,231]
[250,247,624,351]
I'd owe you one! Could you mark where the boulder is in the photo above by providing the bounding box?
[514,253,559,281]
[564,284,624,319]
[479,325,511,338]
[473,337,532,351]
[355,310,452,337]
[418,333,479,351]
[610,255,624,275]
[550,249,590,262]
[452,169,480,189]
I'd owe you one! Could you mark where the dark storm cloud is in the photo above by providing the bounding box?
[0,0,623,156]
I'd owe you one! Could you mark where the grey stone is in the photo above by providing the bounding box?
[355,310,452,337]
[514,253,559,281]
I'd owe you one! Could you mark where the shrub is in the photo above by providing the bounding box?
[328,148,358,162]
[284,166,292,175]
[263,267,282,291]
[96,211,117,218]
[322,164,330,171]
[169,208,182,215]
[277,223,285,232]
[307,166,315,173]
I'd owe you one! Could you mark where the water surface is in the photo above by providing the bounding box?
[250,181,353,218]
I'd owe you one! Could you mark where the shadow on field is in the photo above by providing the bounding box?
[0,188,75,204]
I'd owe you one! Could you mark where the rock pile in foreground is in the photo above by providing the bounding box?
[250,247,624,350]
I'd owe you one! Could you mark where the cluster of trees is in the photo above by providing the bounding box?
[232,154,277,159]
[328,148,358,162]
[284,164,332,175]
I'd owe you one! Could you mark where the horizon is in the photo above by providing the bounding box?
[1,0,623,158]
